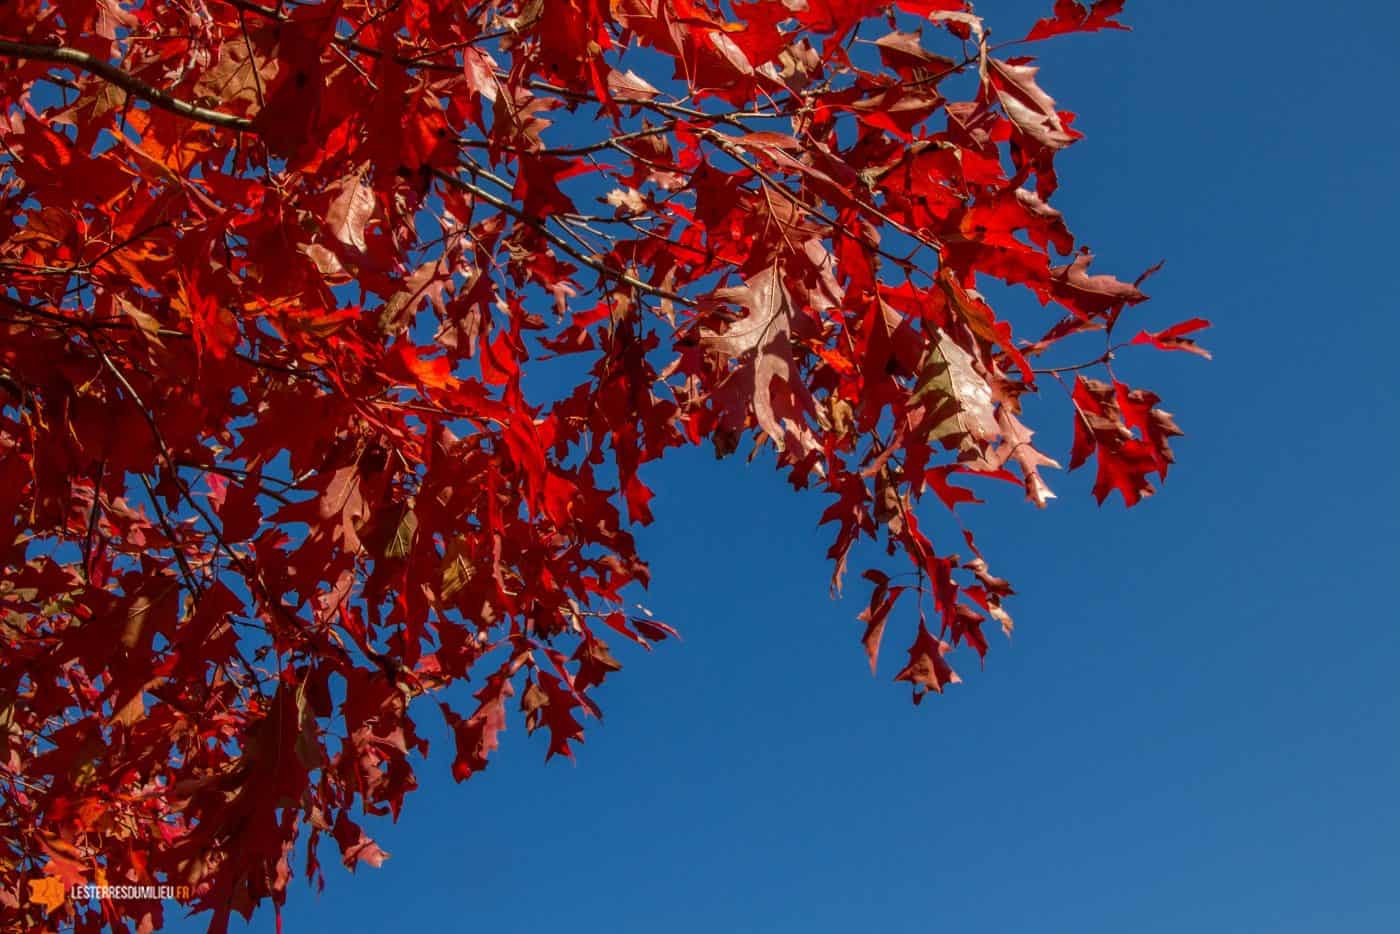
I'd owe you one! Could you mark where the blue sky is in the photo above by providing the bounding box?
[183,2,1399,931]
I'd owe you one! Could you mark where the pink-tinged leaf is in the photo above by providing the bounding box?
[701,265,817,453]
[332,813,389,871]
[988,58,1081,150]
[326,175,374,251]
[607,68,660,102]
[994,409,1062,508]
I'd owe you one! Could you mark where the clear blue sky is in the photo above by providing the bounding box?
[193,2,1398,931]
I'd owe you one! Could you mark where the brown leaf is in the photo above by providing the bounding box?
[1050,252,1148,319]
[894,623,961,703]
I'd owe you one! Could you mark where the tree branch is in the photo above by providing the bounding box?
[432,167,697,307]
[0,39,254,132]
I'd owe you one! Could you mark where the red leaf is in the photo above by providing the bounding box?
[1069,377,1181,506]
[1024,1,1129,42]
[1131,317,1213,358]
[441,670,514,782]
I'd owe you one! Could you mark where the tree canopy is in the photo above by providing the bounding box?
[0,1,1206,929]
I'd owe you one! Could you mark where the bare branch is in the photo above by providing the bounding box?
[0,39,254,131]
[432,167,697,307]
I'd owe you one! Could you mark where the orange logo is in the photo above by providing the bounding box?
[27,874,65,913]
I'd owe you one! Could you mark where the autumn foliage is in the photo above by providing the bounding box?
[0,0,1206,929]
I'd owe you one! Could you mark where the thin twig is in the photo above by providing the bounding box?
[432,167,696,307]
